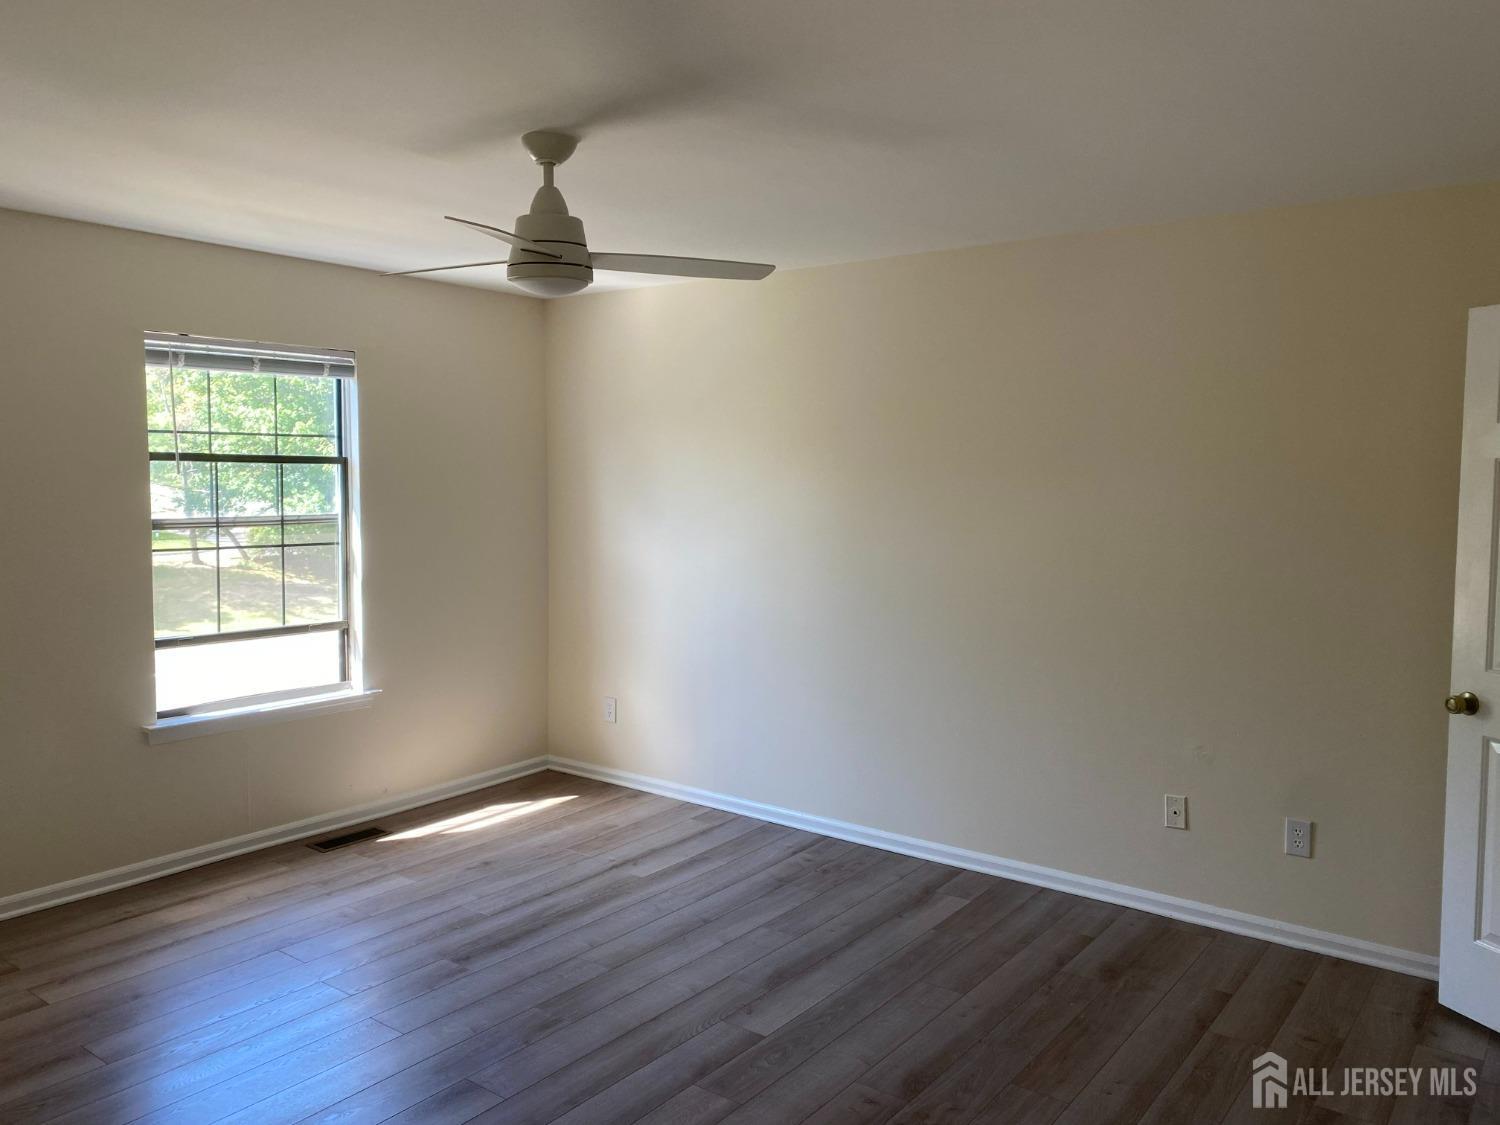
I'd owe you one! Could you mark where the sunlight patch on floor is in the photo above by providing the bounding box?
[378,794,577,841]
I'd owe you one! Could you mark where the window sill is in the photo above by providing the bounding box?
[144,688,381,745]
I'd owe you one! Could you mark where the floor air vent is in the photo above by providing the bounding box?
[307,826,389,852]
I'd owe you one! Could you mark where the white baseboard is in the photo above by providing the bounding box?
[547,755,1439,981]
[0,751,1440,981]
[0,756,550,923]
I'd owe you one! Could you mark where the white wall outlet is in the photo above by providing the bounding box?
[603,696,617,724]
[1284,817,1312,858]
[1164,794,1187,830]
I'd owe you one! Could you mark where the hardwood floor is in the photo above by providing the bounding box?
[0,769,1494,1124]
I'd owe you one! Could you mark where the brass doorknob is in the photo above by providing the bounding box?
[1446,691,1480,715]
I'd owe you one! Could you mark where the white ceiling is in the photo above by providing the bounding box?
[4,1,1500,296]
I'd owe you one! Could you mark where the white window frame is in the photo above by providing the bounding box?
[142,334,373,742]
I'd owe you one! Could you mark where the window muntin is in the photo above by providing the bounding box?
[145,335,356,717]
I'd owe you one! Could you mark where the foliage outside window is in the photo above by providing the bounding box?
[146,334,357,717]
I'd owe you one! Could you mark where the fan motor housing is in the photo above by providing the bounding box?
[508,211,592,296]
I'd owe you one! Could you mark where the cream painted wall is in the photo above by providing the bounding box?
[0,208,547,901]
[5,183,1496,953]
[546,183,1500,956]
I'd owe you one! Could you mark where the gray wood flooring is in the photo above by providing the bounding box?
[0,769,1495,1124]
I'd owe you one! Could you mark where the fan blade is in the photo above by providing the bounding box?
[590,253,774,281]
[383,259,511,277]
[445,216,562,259]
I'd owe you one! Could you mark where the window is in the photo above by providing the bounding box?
[145,333,359,717]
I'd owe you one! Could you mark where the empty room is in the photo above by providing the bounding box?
[5,1,1500,1121]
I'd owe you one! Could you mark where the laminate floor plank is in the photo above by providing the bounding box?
[1052,932,1264,1125]
[469,947,774,1101]
[568,838,857,974]
[130,1017,403,1125]
[972,1086,1070,1124]
[467,983,765,1124]
[719,977,959,1123]
[724,891,967,1036]
[728,864,963,997]
[0,774,633,998]
[1133,1031,1266,1125]
[376,1078,503,1125]
[0,771,589,968]
[232,836,867,1121]
[1219,956,1384,1125]
[632,1084,738,1125]
[804,1082,905,1125]
[295,943,757,1123]
[312,813,777,996]
[915,892,1091,997]
[1388,1046,1488,1125]
[1010,926,1213,1104]
[1208,943,1320,1045]
[700,879,1034,1104]
[861,910,1111,1106]
[0,988,46,1022]
[0,770,1493,1124]
[1318,974,1439,1123]
[327,828,819,1005]
[0,770,569,955]
[541,1023,761,1125]
[364,834,827,1036]
[0,959,469,1123]
[882,969,1106,1125]
[0,854,305,957]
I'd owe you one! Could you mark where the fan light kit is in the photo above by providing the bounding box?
[388,130,775,297]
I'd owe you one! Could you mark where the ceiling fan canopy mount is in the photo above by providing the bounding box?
[387,130,775,297]
[520,129,579,167]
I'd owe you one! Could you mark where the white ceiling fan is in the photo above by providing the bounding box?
[387,130,775,297]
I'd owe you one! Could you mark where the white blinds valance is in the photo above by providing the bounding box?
[144,332,356,379]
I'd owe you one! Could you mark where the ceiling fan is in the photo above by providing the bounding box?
[387,130,775,297]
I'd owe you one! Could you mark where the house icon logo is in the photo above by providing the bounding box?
[1252,1051,1288,1109]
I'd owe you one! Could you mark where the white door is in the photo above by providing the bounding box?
[1442,305,1500,1031]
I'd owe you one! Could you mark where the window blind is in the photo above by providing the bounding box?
[144,332,356,379]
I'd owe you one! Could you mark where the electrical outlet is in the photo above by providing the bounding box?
[603,696,617,724]
[1284,817,1312,858]
[1164,794,1188,830]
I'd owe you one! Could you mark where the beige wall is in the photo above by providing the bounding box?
[0,209,548,901]
[547,183,1500,956]
[6,182,1497,954]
